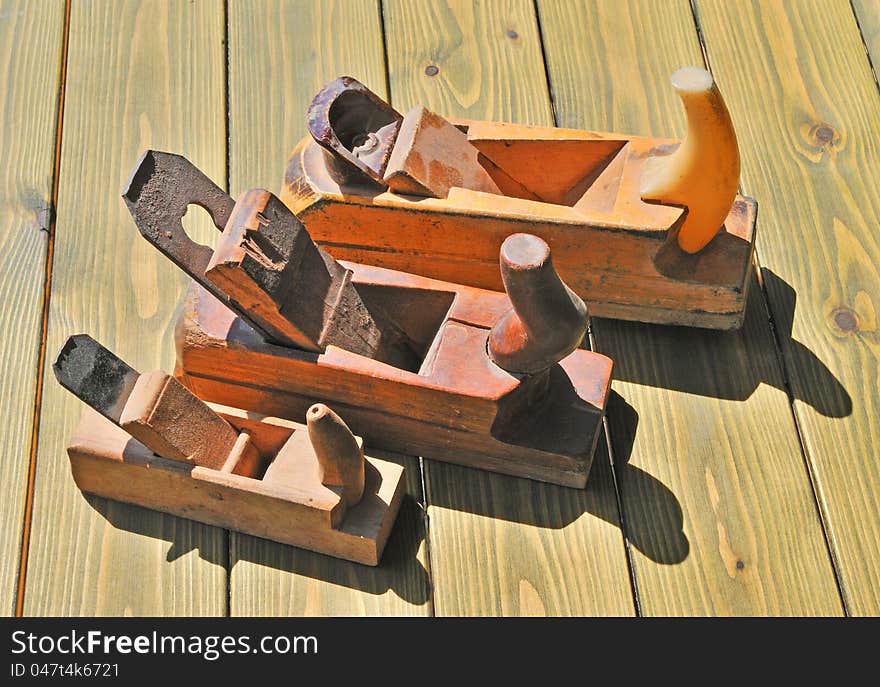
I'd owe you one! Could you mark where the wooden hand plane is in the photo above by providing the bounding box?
[122,151,613,487]
[54,334,404,565]
[283,67,757,329]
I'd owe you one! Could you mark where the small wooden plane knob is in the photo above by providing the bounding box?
[639,66,740,254]
[488,233,588,374]
[306,403,365,507]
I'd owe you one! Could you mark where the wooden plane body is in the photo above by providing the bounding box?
[175,261,613,488]
[67,403,404,565]
[283,119,757,329]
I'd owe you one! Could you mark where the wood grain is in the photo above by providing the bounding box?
[537,0,842,615]
[227,0,430,615]
[852,0,880,80]
[384,0,552,123]
[383,0,635,616]
[696,0,880,615]
[0,0,64,616]
[23,0,228,615]
[230,451,429,616]
[228,0,388,195]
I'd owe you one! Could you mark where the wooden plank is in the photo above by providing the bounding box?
[537,0,843,615]
[228,0,389,195]
[23,0,228,616]
[695,0,880,615]
[0,0,64,616]
[227,0,430,615]
[852,0,880,79]
[383,0,635,616]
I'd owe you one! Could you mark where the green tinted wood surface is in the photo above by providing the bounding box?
[227,0,430,615]
[0,0,64,616]
[537,0,842,615]
[14,0,873,619]
[24,0,227,616]
[383,0,635,616]
[696,0,880,615]
[852,0,880,79]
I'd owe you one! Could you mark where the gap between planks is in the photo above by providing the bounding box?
[385,0,635,615]
[531,0,641,615]
[686,0,848,614]
[373,0,437,615]
[15,0,72,619]
[382,1,437,616]
[751,251,849,614]
[223,0,231,620]
[849,0,880,93]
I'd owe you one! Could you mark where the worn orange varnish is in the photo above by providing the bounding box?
[54,335,404,565]
[283,72,754,329]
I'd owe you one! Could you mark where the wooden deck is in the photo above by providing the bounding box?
[2,0,878,616]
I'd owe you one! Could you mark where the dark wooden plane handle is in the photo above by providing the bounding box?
[488,233,589,375]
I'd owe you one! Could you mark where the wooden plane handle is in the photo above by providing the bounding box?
[488,233,588,374]
[640,66,741,254]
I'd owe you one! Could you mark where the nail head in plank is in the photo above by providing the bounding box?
[0,0,65,616]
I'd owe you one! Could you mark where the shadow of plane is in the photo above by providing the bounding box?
[420,265,851,567]
[85,450,431,607]
[596,268,851,418]
[423,393,688,566]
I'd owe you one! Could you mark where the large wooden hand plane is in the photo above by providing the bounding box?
[122,152,612,488]
[283,67,757,329]
[54,334,404,565]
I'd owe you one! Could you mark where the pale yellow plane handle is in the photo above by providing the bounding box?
[640,66,741,254]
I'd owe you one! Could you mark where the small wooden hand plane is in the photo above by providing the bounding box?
[54,334,404,565]
[283,67,757,329]
[122,152,612,487]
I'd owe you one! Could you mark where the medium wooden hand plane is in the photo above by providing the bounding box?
[54,334,404,565]
[122,152,612,487]
[283,67,757,329]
